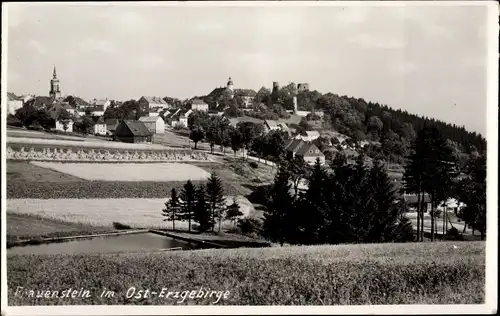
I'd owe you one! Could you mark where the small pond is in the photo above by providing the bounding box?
[8,232,199,255]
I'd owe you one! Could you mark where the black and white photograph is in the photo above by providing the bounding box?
[1,1,498,315]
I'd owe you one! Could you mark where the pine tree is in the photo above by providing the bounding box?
[262,163,295,245]
[194,184,212,232]
[225,197,244,226]
[179,180,196,232]
[298,157,330,244]
[162,188,180,231]
[206,171,226,232]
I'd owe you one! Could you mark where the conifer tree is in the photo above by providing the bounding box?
[225,197,244,226]
[194,184,212,232]
[206,171,226,232]
[262,163,295,245]
[179,180,196,232]
[162,188,180,231]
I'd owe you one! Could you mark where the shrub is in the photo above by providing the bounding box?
[112,222,132,230]
[248,161,258,169]
[237,217,262,236]
[7,115,23,127]
[445,227,464,241]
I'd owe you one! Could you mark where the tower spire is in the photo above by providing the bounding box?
[53,65,57,79]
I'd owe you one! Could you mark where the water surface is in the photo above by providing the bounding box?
[8,232,196,255]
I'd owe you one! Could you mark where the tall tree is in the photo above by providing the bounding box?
[162,188,180,231]
[288,155,309,198]
[179,180,196,232]
[189,127,205,150]
[237,121,264,160]
[456,154,486,239]
[206,171,226,232]
[229,128,243,158]
[262,163,295,245]
[194,184,212,232]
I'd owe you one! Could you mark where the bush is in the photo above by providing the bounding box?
[248,161,258,169]
[112,222,131,230]
[237,217,262,236]
[445,227,464,241]
[7,116,23,127]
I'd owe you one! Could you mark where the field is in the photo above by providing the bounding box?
[7,136,173,150]
[7,213,114,244]
[7,241,485,305]
[7,196,257,230]
[30,161,211,182]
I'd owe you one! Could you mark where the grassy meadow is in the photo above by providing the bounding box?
[7,241,485,305]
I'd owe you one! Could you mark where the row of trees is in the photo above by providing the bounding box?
[262,155,414,245]
[403,125,487,241]
[11,104,73,131]
[161,172,243,233]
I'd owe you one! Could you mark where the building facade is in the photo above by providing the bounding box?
[139,116,165,134]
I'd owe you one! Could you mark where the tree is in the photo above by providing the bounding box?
[206,171,226,233]
[237,121,264,159]
[456,154,486,239]
[74,116,95,135]
[262,163,295,245]
[57,109,73,132]
[287,155,309,198]
[162,188,180,231]
[179,180,197,232]
[225,197,244,225]
[229,128,243,158]
[194,185,212,232]
[312,136,331,153]
[189,127,205,150]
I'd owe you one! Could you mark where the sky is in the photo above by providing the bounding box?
[5,2,492,135]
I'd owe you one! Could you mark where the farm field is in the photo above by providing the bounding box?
[7,241,485,305]
[7,129,95,141]
[7,196,257,230]
[30,161,211,182]
[7,136,174,150]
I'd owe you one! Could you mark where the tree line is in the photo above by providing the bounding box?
[161,172,245,233]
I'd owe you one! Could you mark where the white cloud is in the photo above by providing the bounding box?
[78,38,117,54]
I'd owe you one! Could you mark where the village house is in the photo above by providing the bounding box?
[94,117,107,136]
[105,118,120,136]
[263,120,280,133]
[33,96,55,109]
[295,130,320,142]
[234,89,257,108]
[114,120,153,143]
[47,103,75,132]
[191,99,209,112]
[138,96,171,114]
[285,139,325,165]
[171,109,192,128]
[139,115,165,134]
[7,92,23,115]
[401,193,432,212]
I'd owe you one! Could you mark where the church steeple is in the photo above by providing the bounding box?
[49,65,61,99]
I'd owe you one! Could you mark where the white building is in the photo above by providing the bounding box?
[139,115,165,134]
[94,117,107,135]
[55,120,74,132]
[295,130,320,142]
[7,93,23,115]
[171,109,192,128]
[191,99,209,112]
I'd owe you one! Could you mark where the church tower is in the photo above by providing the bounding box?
[227,76,234,92]
[49,65,61,100]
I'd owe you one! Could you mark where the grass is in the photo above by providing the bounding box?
[7,241,485,305]
[6,213,113,246]
[7,196,255,230]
